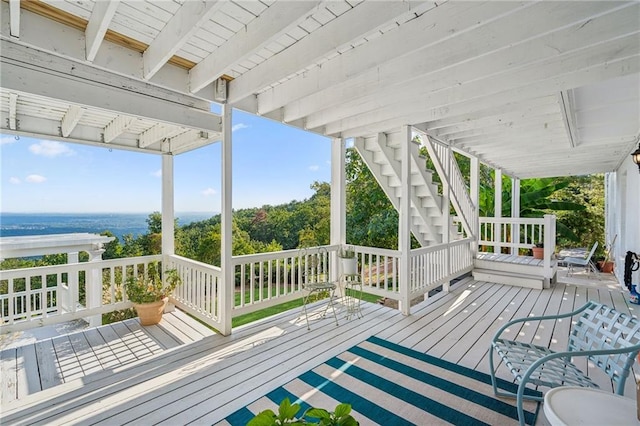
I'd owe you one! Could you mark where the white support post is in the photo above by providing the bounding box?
[442,145,451,293]
[543,214,556,288]
[161,154,176,313]
[86,247,105,327]
[494,169,502,253]
[220,103,233,335]
[330,137,346,284]
[161,155,175,257]
[399,126,412,315]
[511,177,521,255]
[470,156,479,256]
[65,252,79,313]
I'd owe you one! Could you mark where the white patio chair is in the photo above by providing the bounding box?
[564,241,599,278]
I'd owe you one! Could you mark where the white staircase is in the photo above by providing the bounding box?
[354,132,474,246]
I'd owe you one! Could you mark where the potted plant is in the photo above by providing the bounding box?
[338,246,358,275]
[125,262,181,326]
[532,242,544,259]
[248,398,358,426]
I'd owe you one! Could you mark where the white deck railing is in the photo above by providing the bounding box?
[0,255,161,332]
[409,238,474,299]
[478,216,556,255]
[1,241,476,333]
[478,215,557,281]
[165,254,224,331]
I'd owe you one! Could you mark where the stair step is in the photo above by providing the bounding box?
[472,268,543,290]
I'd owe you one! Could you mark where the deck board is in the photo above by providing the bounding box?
[1,272,631,426]
[0,310,214,404]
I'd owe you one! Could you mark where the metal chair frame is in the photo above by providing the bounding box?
[489,301,640,426]
[298,247,338,330]
[565,241,600,278]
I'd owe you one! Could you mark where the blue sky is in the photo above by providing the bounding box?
[0,110,331,213]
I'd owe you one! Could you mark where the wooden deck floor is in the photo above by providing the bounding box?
[0,309,215,405]
[1,272,635,425]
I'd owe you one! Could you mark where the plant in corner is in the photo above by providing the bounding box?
[248,398,358,426]
[337,246,357,276]
[532,241,544,259]
[125,261,181,326]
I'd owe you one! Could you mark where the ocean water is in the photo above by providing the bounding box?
[0,212,213,242]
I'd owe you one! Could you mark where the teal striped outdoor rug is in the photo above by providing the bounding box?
[223,336,541,425]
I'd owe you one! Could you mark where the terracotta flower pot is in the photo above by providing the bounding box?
[133,297,168,326]
[532,247,544,259]
[597,261,614,273]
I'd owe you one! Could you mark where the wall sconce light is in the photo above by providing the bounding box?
[631,142,640,173]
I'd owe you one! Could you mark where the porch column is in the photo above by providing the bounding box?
[161,154,175,257]
[399,126,411,315]
[330,137,346,283]
[470,156,479,255]
[510,177,520,255]
[542,214,556,288]
[85,247,105,327]
[494,169,502,253]
[220,103,233,335]
[441,145,451,293]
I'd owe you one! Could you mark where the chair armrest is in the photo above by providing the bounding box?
[492,301,594,343]
[521,345,640,387]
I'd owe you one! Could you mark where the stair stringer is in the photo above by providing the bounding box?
[354,134,446,246]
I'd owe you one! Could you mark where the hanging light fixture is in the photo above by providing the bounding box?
[631,142,640,173]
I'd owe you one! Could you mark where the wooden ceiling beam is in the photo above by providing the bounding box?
[60,104,86,137]
[190,1,322,94]
[229,0,436,107]
[144,0,224,80]
[303,5,638,130]
[85,0,119,62]
[19,0,195,70]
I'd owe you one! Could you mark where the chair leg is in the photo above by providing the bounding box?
[516,382,527,426]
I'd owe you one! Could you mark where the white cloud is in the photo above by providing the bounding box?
[232,123,249,132]
[308,165,320,171]
[0,135,16,145]
[26,174,47,183]
[29,140,75,157]
[9,177,21,184]
[152,169,162,178]
[202,188,217,196]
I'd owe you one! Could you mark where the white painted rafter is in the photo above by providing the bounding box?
[144,0,224,80]
[323,44,640,137]
[230,0,435,106]
[558,90,579,148]
[8,92,18,130]
[9,0,19,38]
[189,1,323,93]
[1,41,221,134]
[85,0,119,62]
[302,4,639,130]
[103,115,135,143]
[167,130,210,153]
[60,104,86,137]
[139,124,173,149]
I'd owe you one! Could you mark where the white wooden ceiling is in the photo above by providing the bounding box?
[0,0,638,177]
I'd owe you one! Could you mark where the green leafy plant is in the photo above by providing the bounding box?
[248,398,358,426]
[338,246,355,259]
[125,261,181,304]
[534,242,544,248]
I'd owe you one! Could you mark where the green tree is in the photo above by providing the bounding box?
[345,147,398,249]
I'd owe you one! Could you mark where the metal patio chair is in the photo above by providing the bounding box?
[564,241,599,278]
[298,247,338,330]
[489,301,640,426]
